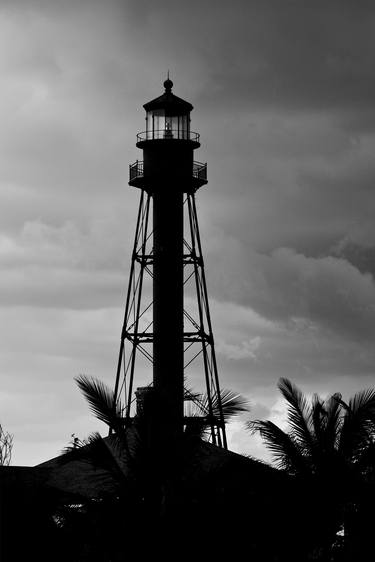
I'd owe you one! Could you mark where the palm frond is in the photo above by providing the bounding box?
[323,393,343,452]
[248,419,307,474]
[183,388,247,441]
[75,375,124,433]
[183,400,213,441]
[355,439,375,476]
[183,384,201,402]
[215,388,249,419]
[61,431,101,457]
[311,393,325,442]
[60,432,129,488]
[197,389,248,421]
[350,388,375,416]
[278,378,315,452]
[339,388,375,458]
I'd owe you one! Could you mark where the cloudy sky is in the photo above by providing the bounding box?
[1,0,375,465]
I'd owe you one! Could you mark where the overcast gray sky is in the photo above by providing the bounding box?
[1,0,375,465]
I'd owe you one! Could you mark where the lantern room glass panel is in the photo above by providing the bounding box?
[146,110,190,140]
[179,114,189,139]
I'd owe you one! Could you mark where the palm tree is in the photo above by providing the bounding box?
[248,378,375,560]
[60,375,248,543]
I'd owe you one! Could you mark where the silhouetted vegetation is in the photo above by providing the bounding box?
[249,378,375,560]
[0,423,13,466]
[4,378,374,560]
[52,375,251,559]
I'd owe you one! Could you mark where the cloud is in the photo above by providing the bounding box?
[207,234,375,341]
[212,299,375,397]
[216,337,262,361]
[0,215,140,308]
[0,219,128,268]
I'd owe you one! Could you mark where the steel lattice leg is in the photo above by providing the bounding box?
[114,190,227,448]
[185,193,227,448]
[113,191,153,418]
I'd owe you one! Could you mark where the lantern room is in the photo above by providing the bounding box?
[139,78,197,142]
[130,77,206,193]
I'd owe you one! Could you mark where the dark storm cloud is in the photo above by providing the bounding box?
[205,228,375,342]
[4,0,375,115]
[1,0,374,324]
[333,238,375,277]
[206,2,375,113]
[122,0,375,117]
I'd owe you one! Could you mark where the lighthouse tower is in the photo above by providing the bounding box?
[114,78,226,448]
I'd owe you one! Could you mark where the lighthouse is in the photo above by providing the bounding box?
[114,78,226,447]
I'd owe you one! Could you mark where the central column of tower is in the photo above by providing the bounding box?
[153,182,184,437]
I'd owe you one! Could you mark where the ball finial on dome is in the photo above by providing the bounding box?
[164,72,173,92]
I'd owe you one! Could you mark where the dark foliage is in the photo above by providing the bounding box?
[46,376,254,560]
[249,378,375,560]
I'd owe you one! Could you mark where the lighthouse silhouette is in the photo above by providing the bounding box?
[114,77,227,448]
